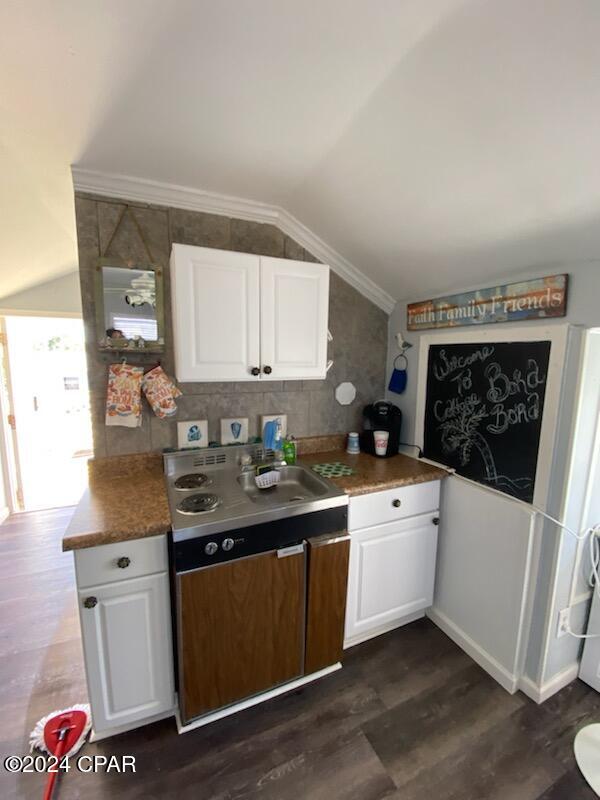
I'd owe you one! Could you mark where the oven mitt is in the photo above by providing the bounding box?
[105,363,144,427]
[142,366,182,419]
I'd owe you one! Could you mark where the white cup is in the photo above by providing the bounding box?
[374,430,389,456]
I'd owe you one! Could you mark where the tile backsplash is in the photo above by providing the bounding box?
[75,193,389,457]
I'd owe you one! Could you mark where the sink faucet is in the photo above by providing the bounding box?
[239,451,286,474]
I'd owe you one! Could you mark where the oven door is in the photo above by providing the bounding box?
[177,543,306,723]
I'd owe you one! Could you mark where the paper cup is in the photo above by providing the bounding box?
[374,430,389,456]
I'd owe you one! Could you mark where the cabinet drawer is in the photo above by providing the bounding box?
[75,535,168,589]
[348,480,440,531]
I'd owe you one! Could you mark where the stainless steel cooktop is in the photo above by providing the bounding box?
[174,473,212,490]
[164,445,348,543]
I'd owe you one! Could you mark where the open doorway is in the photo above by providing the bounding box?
[1,315,92,511]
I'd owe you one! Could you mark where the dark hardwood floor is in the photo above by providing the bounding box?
[1,507,598,799]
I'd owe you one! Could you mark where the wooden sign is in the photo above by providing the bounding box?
[407,274,568,331]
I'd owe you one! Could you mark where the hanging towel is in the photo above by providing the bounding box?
[105,364,143,427]
[142,366,182,419]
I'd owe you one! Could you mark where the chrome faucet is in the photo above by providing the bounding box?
[239,450,286,473]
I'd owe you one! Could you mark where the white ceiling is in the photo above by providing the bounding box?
[2,0,600,304]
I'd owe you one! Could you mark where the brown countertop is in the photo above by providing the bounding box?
[63,441,447,551]
[298,449,448,496]
[63,453,171,551]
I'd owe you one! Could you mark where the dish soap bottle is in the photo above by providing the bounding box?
[283,435,297,465]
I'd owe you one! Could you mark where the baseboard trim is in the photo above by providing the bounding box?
[90,707,175,741]
[427,607,518,693]
[176,663,341,734]
[343,611,425,649]
[519,662,579,704]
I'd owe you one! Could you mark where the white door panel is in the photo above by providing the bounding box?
[345,513,438,645]
[79,573,174,733]
[171,244,260,381]
[260,258,329,379]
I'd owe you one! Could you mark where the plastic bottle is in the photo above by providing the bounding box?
[283,436,297,465]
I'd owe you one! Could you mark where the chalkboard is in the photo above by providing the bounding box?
[423,341,552,502]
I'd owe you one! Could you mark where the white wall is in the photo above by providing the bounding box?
[386,260,600,694]
[0,271,81,316]
[386,261,599,445]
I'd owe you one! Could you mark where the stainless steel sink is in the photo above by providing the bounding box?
[166,445,348,541]
[237,465,332,505]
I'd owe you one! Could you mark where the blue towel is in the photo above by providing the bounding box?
[263,420,277,450]
[388,368,407,394]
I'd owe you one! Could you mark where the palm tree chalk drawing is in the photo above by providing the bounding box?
[423,341,552,503]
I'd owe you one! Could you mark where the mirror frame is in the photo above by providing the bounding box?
[94,257,165,352]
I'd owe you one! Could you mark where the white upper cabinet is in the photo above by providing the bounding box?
[171,245,261,382]
[260,257,329,380]
[171,245,330,382]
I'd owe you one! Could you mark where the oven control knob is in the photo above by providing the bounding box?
[222,537,234,552]
[204,541,218,556]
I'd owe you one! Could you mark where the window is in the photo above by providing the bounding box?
[111,316,158,341]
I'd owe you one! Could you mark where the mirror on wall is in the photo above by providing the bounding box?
[95,260,165,352]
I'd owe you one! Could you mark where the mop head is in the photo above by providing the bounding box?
[29,704,92,758]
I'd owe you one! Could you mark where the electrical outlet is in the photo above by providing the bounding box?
[557,608,570,638]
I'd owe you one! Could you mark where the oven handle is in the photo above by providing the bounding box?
[277,542,306,558]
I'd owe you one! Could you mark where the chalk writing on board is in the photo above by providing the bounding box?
[423,342,551,502]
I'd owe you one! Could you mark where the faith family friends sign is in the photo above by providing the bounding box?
[407,274,568,331]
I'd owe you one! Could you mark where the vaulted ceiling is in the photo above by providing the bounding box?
[2,0,600,305]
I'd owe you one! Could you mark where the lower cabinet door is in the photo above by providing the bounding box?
[344,512,439,647]
[305,535,350,674]
[178,548,305,722]
[78,572,174,733]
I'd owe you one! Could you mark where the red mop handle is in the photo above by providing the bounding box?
[42,729,68,800]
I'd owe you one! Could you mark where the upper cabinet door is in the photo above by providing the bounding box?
[171,244,260,382]
[260,258,329,380]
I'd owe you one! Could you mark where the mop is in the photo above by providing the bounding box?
[29,704,91,800]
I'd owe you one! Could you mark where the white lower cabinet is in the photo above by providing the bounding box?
[344,482,440,648]
[76,559,175,737]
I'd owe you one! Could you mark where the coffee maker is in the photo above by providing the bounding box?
[359,400,402,457]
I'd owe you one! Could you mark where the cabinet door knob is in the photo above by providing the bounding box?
[263,365,272,375]
[117,556,131,569]
[392,499,402,508]
[83,596,97,609]
[250,367,260,376]
[432,517,440,526]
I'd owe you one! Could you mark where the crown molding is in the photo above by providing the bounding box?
[71,167,395,314]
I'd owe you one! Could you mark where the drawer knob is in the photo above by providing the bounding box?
[83,596,97,609]
[263,365,272,375]
[392,499,402,508]
[432,517,440,526]
[117,556,131,569]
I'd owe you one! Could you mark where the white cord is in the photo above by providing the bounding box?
[565,524,600,638]
[529,510,600,639]
[530,503,594,541]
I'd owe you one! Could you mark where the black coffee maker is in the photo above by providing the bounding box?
[359,400,402,457]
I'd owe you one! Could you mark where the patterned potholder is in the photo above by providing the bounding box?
[311,462,354,478]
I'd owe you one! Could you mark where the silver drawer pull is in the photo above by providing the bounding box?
[277,544,304,558]
[392,499,402,508]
